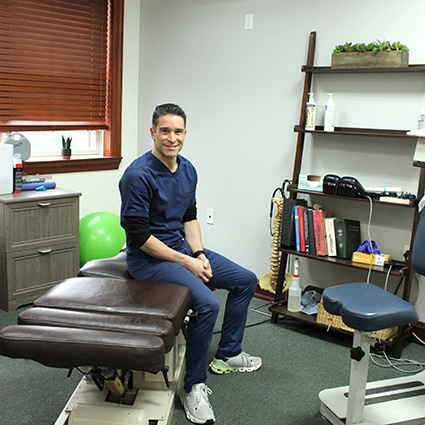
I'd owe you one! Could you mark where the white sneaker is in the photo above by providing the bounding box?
[209,351,262,374]
[180,383,215,424]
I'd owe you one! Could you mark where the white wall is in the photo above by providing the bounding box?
[138,0,425,318]
[50,0,425,318]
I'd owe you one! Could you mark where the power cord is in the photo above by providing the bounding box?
[369,326,425,374]
[369,351,425,374]
[412,331,425,346]
[212,303,271,335]
[251,301,273,318]
[365,195,374,283]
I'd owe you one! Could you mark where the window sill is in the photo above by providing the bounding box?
[23,156,123,175]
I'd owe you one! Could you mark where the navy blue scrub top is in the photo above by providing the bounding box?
[119,151,197,255]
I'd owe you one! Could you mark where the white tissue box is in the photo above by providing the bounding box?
[298,174,323,192]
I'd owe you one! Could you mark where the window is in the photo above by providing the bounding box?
[0,0,123,174]
[1,130,104,157]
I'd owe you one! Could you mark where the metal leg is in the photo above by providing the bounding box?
[346,330,372,425]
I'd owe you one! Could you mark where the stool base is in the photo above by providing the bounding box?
[319,370,425,425]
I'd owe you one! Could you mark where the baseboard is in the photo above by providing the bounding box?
[254,284,274,301]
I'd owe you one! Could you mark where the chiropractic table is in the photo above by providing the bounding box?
[0,250,192,425]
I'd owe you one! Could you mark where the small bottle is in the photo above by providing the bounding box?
[13,154,23,193]
[287,258,301,312]
[305,93,316,130]
[418,106,425,130]
[324,93,336,132]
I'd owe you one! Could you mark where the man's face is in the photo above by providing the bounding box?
[150,114,186,162]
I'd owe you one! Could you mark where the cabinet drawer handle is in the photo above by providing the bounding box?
[38,249,52,255]
[37,202,52,207]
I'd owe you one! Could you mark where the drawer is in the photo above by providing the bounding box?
[2,196,79,252]
[3,242,79,311]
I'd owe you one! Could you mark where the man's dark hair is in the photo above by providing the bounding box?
[152,103,186,130]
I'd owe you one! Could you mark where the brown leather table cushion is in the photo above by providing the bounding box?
[0,325,165,373]
[34,277,192,335]
[18,307,175,352]
[78,250,132,280]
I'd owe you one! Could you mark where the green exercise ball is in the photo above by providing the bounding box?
[79,212,126,267]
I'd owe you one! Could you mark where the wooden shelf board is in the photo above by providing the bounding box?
[302,64,425,74]
[279,247,408,277]
[269,302,398,346]
[288,185,418,208]
[294,125,416,139]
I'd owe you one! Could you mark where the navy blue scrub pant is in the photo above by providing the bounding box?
[127,241,258,393]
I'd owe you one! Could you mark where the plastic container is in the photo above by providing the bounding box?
[13,154,22,193]
[324,93,335,132]
[305,93,316,130]
[418,106,425,130]
[287,258,301,312]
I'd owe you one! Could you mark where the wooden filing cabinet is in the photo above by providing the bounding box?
[0,188,81,311]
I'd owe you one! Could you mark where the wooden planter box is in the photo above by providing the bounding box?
[331,50,408,69]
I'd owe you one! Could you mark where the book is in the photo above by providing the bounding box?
[280,199,307,247]
[313,209,331,256]
[293,205,301,252]
[307,208,316,256]
[325,216,337,257]
[303,207,310,253]
[298,206,306,252]
[334,218,361,259]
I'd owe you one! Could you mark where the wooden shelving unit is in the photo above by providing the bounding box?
[269,31,425,357]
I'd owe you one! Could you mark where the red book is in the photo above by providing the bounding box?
[313,209,329,256]
[298,206,306,252]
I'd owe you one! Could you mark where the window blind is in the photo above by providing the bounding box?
[0,0,110,132]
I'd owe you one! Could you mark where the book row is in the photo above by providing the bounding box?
[280,203,361,259]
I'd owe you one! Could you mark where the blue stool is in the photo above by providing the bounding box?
[319,282,419,425]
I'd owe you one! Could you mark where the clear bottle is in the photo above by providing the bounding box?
[287,258,301,312]
[418,106,425,130]
[324,93,335,132]
[305,93,316,130]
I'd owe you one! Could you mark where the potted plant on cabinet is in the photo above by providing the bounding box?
[331,40,409,69]
[61,136,72,159]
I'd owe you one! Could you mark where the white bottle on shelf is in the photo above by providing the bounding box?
[287,258,301,312]
[324,93,335,132]
[417,106,425,129]
[305,92,316,130]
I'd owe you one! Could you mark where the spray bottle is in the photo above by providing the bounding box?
[305,93,316,130]
[287,257,301,312]
[418,106,425,130]
[324,93,335,132]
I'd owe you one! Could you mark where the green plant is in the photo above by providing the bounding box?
[391,41,409,52]
[62,136,72,150]
[333,39,409,53]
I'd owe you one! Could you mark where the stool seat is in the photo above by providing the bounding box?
[323,282,418,332]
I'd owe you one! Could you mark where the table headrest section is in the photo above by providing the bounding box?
[78,250,132,280]
[0,325,165,373]
[323,282,418,332]
[34,277,192,335]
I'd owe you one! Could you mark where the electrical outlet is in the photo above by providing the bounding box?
[207,208,214,225]
[244,13,253,30]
